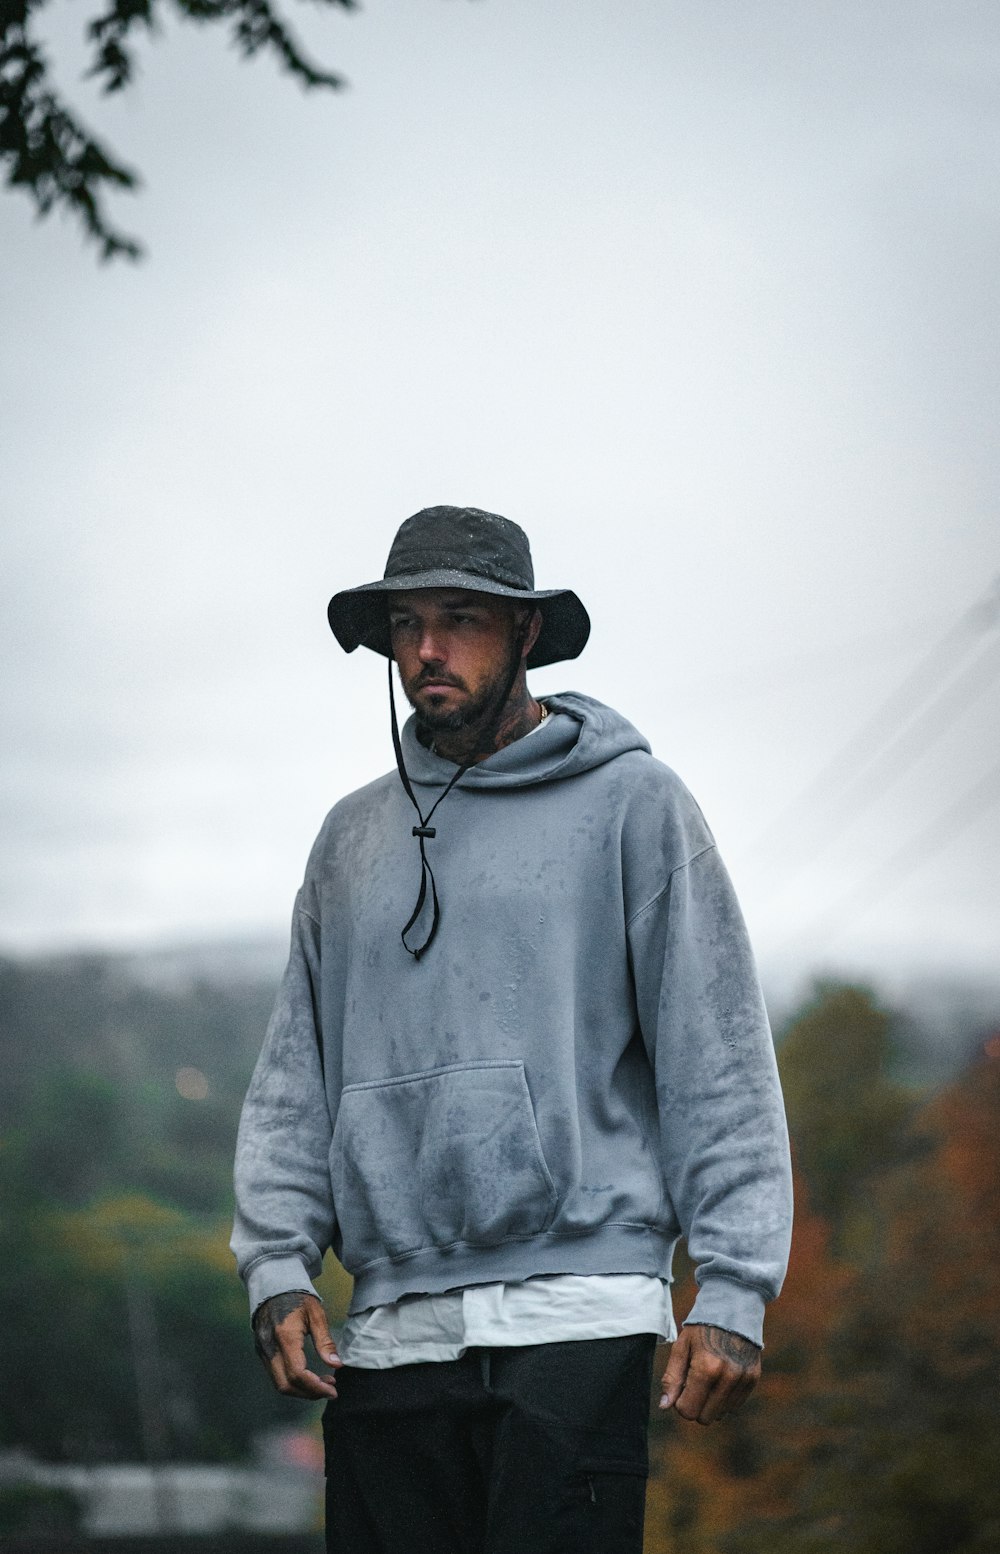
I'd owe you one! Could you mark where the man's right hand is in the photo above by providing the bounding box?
[252,1291,343,1400]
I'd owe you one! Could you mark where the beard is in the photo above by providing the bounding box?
[404,640,521,741]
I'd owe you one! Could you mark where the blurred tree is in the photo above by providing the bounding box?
[777,980,913,1231]
[0,953,276,1142]
[0,1483,83,1537]
[0,1181,338,1460]
[795,1042,1000,1554]
[645,1169,856,1554]
[0,1051,353,1462]
[0,0,355,259]
[643,1004,1000,1554]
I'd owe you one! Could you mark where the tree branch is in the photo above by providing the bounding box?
[0,10,143,259]
[0,0,355,260]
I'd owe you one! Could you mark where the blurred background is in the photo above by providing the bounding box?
[1,1,997,1549]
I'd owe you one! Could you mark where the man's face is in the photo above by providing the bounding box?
[388,589,528,734]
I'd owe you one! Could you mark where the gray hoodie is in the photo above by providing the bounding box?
[231,693,793,1346]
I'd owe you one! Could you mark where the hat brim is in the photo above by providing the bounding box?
[327,570,590,669]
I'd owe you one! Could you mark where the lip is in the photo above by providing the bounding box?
[417,681,461,694]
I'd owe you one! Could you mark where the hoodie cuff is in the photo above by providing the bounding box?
[245,1256,321,1317]
[682,1277,767,1348]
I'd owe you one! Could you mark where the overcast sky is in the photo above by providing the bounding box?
[2,0,998,985]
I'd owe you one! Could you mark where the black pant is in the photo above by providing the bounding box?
[323,1333,657,1554]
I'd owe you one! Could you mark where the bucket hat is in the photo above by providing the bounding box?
[327,505,590,668]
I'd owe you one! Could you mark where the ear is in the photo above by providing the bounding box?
[521,607,543,659]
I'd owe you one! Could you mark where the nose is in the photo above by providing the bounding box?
[417,627,446,664]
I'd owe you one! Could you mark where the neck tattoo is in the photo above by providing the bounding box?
[429,698,547,758]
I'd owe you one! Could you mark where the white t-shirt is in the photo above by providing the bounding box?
[338,1274,675,1368]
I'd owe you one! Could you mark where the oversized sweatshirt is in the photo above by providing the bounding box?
[231,693,793,1346]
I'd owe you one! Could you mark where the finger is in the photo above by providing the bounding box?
[673,1363,717,1424]
[281,1363,340,1400]
[696,1359,761,1425]
[722,1369,759,1415]
[671,1336,730,1424]
[272,1342,340,1400]
[304,1301,344,1371]
[275,1317,339,1400]
[265,1349,293,1396]
[659,1329,693,1409]
[692,1372,735,1426]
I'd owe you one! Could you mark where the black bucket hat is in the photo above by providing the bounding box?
[327,505,590,668]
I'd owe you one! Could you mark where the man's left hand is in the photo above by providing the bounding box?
[658,1323,761,1425]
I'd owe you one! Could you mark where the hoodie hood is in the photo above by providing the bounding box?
[398,692,651,791]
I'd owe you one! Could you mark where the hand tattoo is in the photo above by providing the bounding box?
[700,1325,762,1370]
[252,1290,312,1364]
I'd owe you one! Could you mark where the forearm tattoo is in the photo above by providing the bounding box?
[252,1290,312,1364]
[700,1325,762,1370]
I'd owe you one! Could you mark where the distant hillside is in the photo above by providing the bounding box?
[760,957,1000,1086]
[2,939,997,1109]
[0,944,282,1134]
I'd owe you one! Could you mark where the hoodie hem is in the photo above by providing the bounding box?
[346,1224,678,1316]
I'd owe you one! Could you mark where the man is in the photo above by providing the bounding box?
[232,505,793,1554]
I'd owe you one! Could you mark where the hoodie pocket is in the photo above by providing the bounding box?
[330,1059,558,1268]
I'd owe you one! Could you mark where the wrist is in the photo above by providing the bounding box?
[251,1288,322,1328]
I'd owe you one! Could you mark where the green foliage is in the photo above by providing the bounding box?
[0,1112,285,1460]
[0,0,355,259]
[777,980,913,1227]
[0,1482,83,1535]
[0,951,352,1462]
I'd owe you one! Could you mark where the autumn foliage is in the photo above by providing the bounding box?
[644,985,1000,1554]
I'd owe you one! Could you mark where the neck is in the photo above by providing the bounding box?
[425,677,542,766]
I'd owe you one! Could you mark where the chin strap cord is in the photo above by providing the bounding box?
[387,619,531,961]
[389,659,473,959]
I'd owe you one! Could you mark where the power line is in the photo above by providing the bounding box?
[665,610,947,709]
[775,631,1000,868]
[778,758,1000,953]
[738,576,1000,869]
